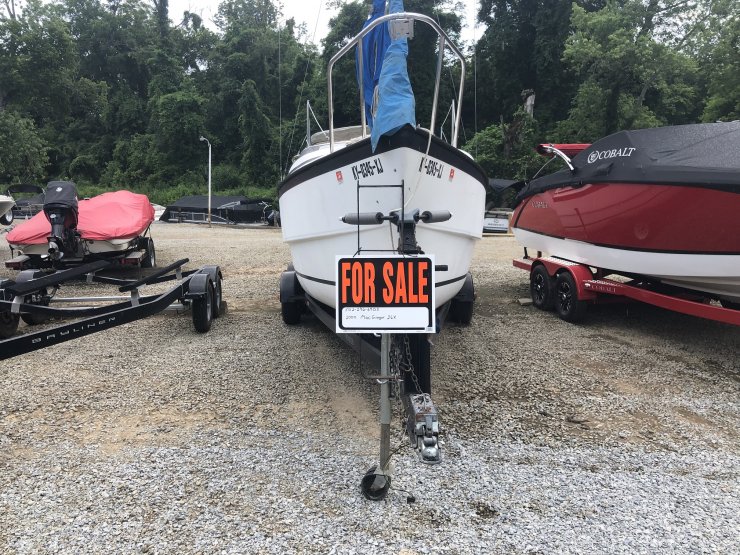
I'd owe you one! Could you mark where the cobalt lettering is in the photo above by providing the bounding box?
[587,147,637,164]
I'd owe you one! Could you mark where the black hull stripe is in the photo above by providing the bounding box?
[297,271,468,288]
[515,226,740,256]
[278,125,488,198]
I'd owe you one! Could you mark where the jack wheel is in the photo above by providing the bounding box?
[0,311,20,339]
[530,264,555,310]
[361,465,391,501]
[555,271,587,323]
[192,279,214,333]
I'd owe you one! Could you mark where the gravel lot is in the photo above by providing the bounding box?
[1,223,738,554]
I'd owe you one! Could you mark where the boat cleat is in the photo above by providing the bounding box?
[405,393,441,464]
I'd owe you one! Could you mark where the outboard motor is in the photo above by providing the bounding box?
[43,181,79,260]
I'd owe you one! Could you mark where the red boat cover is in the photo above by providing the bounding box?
[7,190,154,245]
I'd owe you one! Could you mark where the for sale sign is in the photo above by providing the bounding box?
[335,255,435,333]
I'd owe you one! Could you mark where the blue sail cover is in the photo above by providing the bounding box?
[371,0,416,152]
[356,0,390,129]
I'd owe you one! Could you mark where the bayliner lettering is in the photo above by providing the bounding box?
[587,147,636,164]
[418,157,444,179]
[30,316,118,344]
[351,158,384,180]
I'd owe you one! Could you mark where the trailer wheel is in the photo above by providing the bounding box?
[141,238,156,268]
[20,288,51,326]
[200,266,223,319]
[530,264,555,311]
[0,311,20,339]
[281,300,303,325]
[192,279,214,333]
[719,299,740,310]
[280,268,304,325]
[449,273,475,325]
[212,273,223,319]
[555,271,587,323]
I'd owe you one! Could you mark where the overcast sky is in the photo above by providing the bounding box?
[168,0,484,46]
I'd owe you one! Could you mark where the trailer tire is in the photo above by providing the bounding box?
[281,300,303,325]
[449,273,475,325]
[141,238,156,268]
[530,264,555,311]
[719,299,740,310]
[555,271,587,323]
[19,288,51,326]
[200,266,223,319]
[192,279,214,333]
[0,311,20,339]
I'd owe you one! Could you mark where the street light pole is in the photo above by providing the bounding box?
[199,135,212,227]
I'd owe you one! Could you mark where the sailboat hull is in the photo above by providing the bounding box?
[279,127,487,308]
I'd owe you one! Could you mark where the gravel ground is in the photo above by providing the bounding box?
[1,223,738,554]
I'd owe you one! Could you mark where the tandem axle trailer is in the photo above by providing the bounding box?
[1,258,225,360]
[515,253,740,326]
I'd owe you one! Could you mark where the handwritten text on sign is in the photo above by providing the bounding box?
[335,256,435,333]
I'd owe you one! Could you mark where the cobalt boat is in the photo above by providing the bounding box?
[512,122,740,307]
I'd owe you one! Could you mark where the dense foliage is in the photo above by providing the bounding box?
[0,0,737,204]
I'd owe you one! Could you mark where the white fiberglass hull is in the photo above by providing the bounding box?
[0,195,14,217]
[11,237,141,256]
[514,228,740,303]
[280,130,486,309]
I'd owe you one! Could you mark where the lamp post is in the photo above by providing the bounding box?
[199,135,212,227]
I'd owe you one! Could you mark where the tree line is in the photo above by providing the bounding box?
[0,0,737,205]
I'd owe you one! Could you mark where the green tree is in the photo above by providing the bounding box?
[463,108,540,181]
[555,0,700,141]
[0,109,48,182]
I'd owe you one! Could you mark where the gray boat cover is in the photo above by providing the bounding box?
[516,121,740,204]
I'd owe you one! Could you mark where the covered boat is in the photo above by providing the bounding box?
[0,192,14,226]
[511,122,740,305]
[6,183,155,268]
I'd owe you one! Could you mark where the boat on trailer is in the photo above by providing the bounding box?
[511,122,740,323]
[5,181,156,270]
[278,0,487,497]
[0,192,15,226]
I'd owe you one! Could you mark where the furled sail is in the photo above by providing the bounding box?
[356,0,390,129]
[370,0,416,152]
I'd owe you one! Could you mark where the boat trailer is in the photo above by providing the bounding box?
[515,252,740,326]
[1,258,225,360]
[280,208,475,500]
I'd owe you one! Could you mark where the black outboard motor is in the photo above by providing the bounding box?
[43,181,80,260]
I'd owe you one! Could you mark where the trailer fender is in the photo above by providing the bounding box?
[186,272,212,299]
[280,270,304,303]
[529,258,597,302]
[554,264,597,301]
[199,265,224,318]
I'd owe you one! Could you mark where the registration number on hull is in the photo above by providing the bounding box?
[351,158,384,180]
